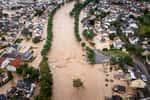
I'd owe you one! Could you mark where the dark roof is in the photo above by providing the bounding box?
[17,80,32,92]
[88,19,95,26]
[2,53,22,59]
[22,50,33,60]
[11,44,18,49]
[7,87,17,97]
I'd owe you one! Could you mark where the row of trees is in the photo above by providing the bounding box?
[70,2,82,41]
[41,5,61,56]
[70,0,94,42]
[86,47,95,64]
[37,4,61,100]
[138,10,150,38]
[35,57,53,100]
[70,0,96,64]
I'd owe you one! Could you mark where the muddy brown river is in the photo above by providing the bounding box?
[48,2,109,100]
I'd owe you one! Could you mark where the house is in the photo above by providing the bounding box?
[108,26,117,34]
[2,53,22,59]
[130,79,146,89]
[9,58,23,67]
[22,50,33,61]
[16,80,36,95]
[0,41,9,48]
[1,58,23,72]
[128,69,136,80]
[101,33,109,41]
[7,86,30,100]
[129,23,138,29]
[7,58,23,72]
[0,73,9,85]
[7,87,17,98]
[1,59,10,69]
[129,37,139,44]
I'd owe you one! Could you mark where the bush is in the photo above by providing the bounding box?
[110,55,133,71]
[32,37,41,43]
[102,48,108,51]
[73,78,83,88]
[126,44,144,55]
[7,71,13,80]
[14,38,23,43]
[109,33,116,40]
[81,42,86,47]
[16,63,39,82]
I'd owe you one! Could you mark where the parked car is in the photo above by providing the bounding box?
[112,85,126,94]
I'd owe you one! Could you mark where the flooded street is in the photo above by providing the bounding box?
[48,2,107,100]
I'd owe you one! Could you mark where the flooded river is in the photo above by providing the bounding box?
[48,2,108,100]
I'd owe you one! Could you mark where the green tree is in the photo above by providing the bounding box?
[22,28,32,37]
[73,78,83,88]
[36,57,53,99]
[16,67,23,75]
[32,37,41,43]
[7,71,13,80]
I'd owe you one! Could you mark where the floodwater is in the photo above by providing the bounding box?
[48,2,107,100]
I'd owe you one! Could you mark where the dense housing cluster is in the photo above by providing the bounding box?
[79,0,150,99]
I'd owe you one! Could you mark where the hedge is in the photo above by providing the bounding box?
[70,0,94,42]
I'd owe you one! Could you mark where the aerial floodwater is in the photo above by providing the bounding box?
[1,0,150,99]
[48,2,107,100]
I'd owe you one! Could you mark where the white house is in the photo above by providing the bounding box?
[1,59,10,69]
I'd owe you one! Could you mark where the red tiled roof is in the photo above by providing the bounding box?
[9,58,23,67]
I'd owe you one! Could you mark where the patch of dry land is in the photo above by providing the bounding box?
[48,2,126,100]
